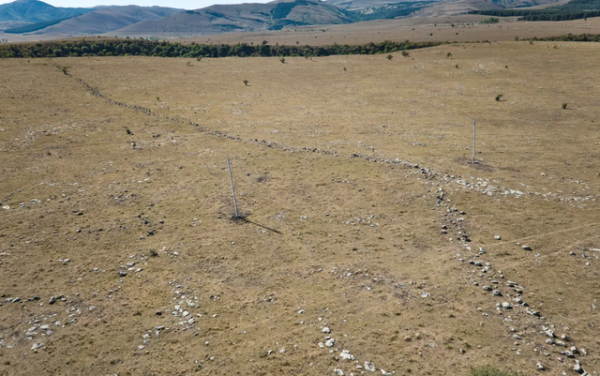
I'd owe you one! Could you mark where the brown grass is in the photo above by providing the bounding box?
[0,41,599,376]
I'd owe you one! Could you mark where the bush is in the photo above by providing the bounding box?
[243,79,249,86]
[469,366,510,376]
[447,52,452,58]
[61,66,69,75]
[402,51,409,57]
[387,54,393,60]
[562,103,568,109]
[279,56,286,63]
[480,17,500,24]
[149,249,158,257]
[496,94,503,101]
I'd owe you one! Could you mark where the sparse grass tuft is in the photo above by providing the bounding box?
[243,79,249,86]
[496,94,503,101]
[402,51,409,58]
[279,56,286,64]
[387,54,393,60]
[469,366,510,376]
[447,52,452,58]
[562,103,568,109]
[61,66,69,75]
[150,249,158,257]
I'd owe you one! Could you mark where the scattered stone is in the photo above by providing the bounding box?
[522,245,532,251]
[562,350,574,358]
[364,361,376,372]
[333,369,345,376]
[325,338,335,348]
[298,309,305,314]
[279,347,286,354]
[537,362,545,370]
[502,302,512,309]
[31,343,43,351]
[340,350,355,361]
[322,327,331,334]
[494,235,501,240]
[492,290,502,297]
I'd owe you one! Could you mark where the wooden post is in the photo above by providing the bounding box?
[472,119,476,163]
[227,157,239,218]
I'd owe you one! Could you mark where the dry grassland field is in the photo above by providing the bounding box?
[0,41,600,376]
[170,17,600,46]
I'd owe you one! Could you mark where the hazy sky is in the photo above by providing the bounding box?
[0,0,273,10]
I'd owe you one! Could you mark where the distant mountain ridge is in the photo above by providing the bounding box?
[0,0,572,38]
[31,6,182,34]
[116,0,353,35]
[0,0,92,23]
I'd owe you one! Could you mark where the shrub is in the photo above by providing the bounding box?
[514,36,519,41]
[387,54,393,60]
[156,96,160,101]
[343,67,347,71]
[243,79,249,86]
[480,17,499,24]
[279,56,286,63]
[402,51,409,57]
[61,66,69,75]
[197,57,202,61]
[496,94,503,101]
[562,103,568,109]
[447,52,452,58]
[149,249,158,257]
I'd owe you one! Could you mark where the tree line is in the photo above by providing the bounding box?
[0,39,443,59]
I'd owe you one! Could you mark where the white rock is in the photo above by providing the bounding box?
[364,361,376,372]
[537,361,545,370]
[325,338,335,348]
[31,343,43,350]
[322,327,331,333]
[279,347,286,354]
[340,350,355,361]
[333,369,345,376]
[494,235,501,240]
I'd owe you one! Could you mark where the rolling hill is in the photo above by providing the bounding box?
[0,0,92,23]
[116,0,353,35]
[28,6,183,35]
